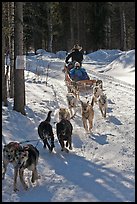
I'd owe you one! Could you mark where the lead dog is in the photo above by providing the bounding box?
[2,142,23,191]
[80,97,94,133]
[38,110,55,152]
[98,93,108,118]
[56,119,73,153]
[14,144,39,191]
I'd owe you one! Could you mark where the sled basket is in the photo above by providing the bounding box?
[65,72,97,91]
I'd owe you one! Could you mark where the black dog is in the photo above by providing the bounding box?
[38,111,55,152]
[56,119,73,153]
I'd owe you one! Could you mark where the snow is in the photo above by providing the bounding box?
[2,49,135,202]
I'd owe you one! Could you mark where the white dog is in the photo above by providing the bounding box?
[66,92,78,117]
[93,85,103,104]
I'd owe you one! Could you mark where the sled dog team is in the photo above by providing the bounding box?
[2,79,108,192]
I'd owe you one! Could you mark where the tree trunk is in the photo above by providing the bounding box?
[9,2,15,98]
[76,2,80,43]
[119,3,127,50]
[105,17,111,49]
[46,3,53,52]
[69,3,75,48]
[6,2,10,98]
[2,25,8,107]
[78,3,86,50]
[121,10,127,50]
[2,3,8,106]
[13,2,26,115]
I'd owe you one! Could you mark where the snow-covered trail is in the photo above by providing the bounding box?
[2,59,135,202]
[48,61,135,201]
[34,61,135,201]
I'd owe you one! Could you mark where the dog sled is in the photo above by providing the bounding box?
[65,71,97,91]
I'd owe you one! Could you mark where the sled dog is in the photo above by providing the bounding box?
[98,93,108,118]
[95,79,103,90]
[38,110,55,152]
[93,85,103,104]
[80,97,94,133]
[56,119,73,153]
[2,142,23,191]
[2,141,23,191]
[66,92,77,117]
[58,107,71,121]
[12,144,39,191]
[67,86,80,100]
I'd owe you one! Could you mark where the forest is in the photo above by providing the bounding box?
[3,2,135,53]
[2,2,135,114]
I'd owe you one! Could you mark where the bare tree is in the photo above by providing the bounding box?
[119,3,127,50]
[105,17,111,49]
[13,2,26,115]
[2,3,8,106]
[46,2,53,52]
[9,2,15,98]
[69,2,75,48]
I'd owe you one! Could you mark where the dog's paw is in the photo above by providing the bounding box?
[65,149,69,153]
[49,145,55,152]
[31,179,34,183]
[51,144,55,149]
[69,146,72,150]
[14,187,19,192]
[88,129,93,133]
[24,184,29,190]
[85,130,89,134]
[2,169,6,179]
[63,148,69,153]
[49,149,52,153]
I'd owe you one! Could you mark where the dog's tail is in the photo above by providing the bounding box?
[45,110,52,123]
[91,96,95,107]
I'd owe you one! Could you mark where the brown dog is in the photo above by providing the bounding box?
[2,142,23,191]
[80,97,94,133]
[14,144,39,191]
[58,107,71,121]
